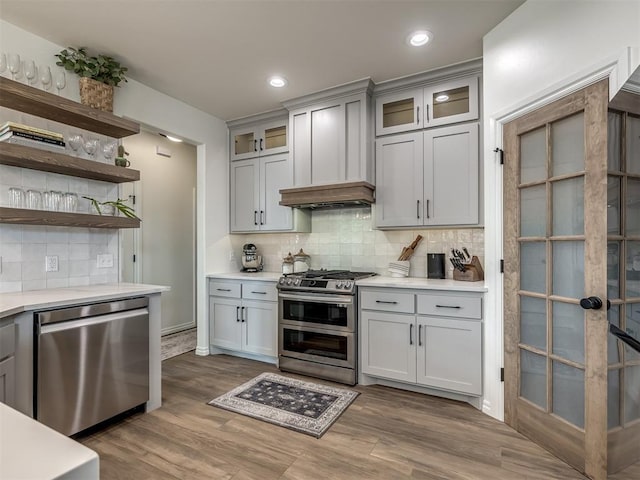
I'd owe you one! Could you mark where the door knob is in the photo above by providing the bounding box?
[580,296,603,310]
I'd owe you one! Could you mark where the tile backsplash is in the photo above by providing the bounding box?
[229,207,484,278]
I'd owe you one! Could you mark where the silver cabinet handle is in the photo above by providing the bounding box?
[376,300,398,304]
[419,324,422,346]
[426,199,430,219]
[416,105,420,125]
[217,288,231,292]
[251,291,267,295]
[241,306,246,322]
[409,324,414,345]
[435,305,461,309]
[417,200,420,219]
[236,306,240,322]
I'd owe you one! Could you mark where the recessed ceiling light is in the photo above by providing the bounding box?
[435,94,449,102]
[407,30,432,47]
[160,133,183,143]
[269,76,287,88]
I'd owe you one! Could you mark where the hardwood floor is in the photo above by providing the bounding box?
[77,354,640,479]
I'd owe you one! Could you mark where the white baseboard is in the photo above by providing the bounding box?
[161,321,196,337]
[195,346,210,356]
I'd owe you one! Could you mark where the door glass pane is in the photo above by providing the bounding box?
[608,369,621,429]
[520,127,546,183]
[552,361,585,428]
[552,113,585,176]
[234,132,255,156]
[432,86,469,119]
[281,327,347,361]
[608,306,621,364]
[552,177,584,235]
[627,115,640,174]
[608,176,621,235]
[382,98,415,128]
[627,179,640,236]
[626,242,640,299]
[552,301,584,364]
[521,349,547,409]
[521,242,546,294]
[608,242,620,300]
[521,185,546,237]
[553,241,584,299]
[624,365,640,423]
[281,299,348,328]
[625,302,640,361]
[608,111,622,171]
[521,296,547,351]
[264,125,286,150]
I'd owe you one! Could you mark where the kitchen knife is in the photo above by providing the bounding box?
[462,247,471,260]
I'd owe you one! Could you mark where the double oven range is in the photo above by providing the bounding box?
[277,270,375,385]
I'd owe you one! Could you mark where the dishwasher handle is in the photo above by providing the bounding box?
[38,308,149,335]
[36,297,149,326]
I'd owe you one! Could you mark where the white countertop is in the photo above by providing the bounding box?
[207,271,281,281]
[0,403,99,480]
[0,283,170,319]
[356,276,487,292]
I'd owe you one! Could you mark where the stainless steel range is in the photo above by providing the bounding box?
[277,270,376,385]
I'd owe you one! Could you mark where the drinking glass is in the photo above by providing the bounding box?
[8,187,24,208]
[8,53,21,81]
[43,190,61,211]
[83,137,99,158]
[101,140,117,161]
[26,189,42,209]
[55,69,66,95]
[40,65,52,91]
[67,133,84,155]
[24,60,37,86]
[61,192,78,212]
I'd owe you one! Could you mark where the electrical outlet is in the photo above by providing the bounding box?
[97,253,114,268]
[45,255,59,272]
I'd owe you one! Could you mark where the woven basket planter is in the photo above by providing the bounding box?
[79,77,114,112]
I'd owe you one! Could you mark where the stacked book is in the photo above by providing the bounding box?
[0,121,66,153]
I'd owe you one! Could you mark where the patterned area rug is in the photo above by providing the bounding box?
[208,373,359,438]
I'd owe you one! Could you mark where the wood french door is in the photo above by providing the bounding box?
[505,78,640,479]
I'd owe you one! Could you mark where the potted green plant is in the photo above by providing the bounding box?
[83,196,140,220]
[55,47,128,112]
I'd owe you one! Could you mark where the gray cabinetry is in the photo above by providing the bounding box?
[229,115,288,161]
[208,279,277,360]
[0,322,16,407]
[284,79,374,187]
[375,123,479,228]
[359,287,483,397]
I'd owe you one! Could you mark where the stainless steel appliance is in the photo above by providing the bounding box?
[35,297,150,436]
[241,243,263,272]
[277,270,376,385]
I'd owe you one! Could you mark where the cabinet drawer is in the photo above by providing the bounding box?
[242,282,277,302]
[209,281,241,298]
[0,323,15,360]
[361,290,415,313]
[417,293,481,319]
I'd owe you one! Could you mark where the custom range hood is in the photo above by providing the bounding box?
[279,181,375,209]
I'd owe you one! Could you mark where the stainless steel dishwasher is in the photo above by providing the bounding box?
[35,297,150,436]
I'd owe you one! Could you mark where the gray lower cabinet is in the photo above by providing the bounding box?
[375,123,479,228]
[0,322,15,406]
[360,287,482,396]
[208,279,277,359]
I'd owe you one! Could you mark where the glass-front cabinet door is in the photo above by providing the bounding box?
[230,117,288,161]
[423,76,479,128]
[375,88,423,136]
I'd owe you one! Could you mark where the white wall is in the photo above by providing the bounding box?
[0,20,229,352]
[482,0,640,420]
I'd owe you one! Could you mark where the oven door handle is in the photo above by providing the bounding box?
[278,292,354,305]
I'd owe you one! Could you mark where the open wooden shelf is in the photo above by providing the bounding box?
[0,207,140,229]
[0,77,140,138]
[0,143,140,183]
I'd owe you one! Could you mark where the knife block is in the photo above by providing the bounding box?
[452,256,484,282]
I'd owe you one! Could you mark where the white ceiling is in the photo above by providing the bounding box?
[0,0,524,121]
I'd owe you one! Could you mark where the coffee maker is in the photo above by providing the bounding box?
[241,243,263,272]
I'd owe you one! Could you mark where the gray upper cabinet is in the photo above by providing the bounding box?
[375,76,479,136]
[375,123,479,228]
[229,113,288,162]
[230,154,310,233]
[284,79,374,187]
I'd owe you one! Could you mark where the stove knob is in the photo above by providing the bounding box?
[294,278,301,285]
[286,278,293,285]
[336,281,343,288]
[279,277,285,284]
[345,281,352,289]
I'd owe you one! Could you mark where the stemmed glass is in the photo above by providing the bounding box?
[83,137,99,158]
[24,60,37,86]
[55,69,66,95]
[40,65,52,91]
[101,140,117,162]
[8,53,21,81]
[67,133,84,155]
